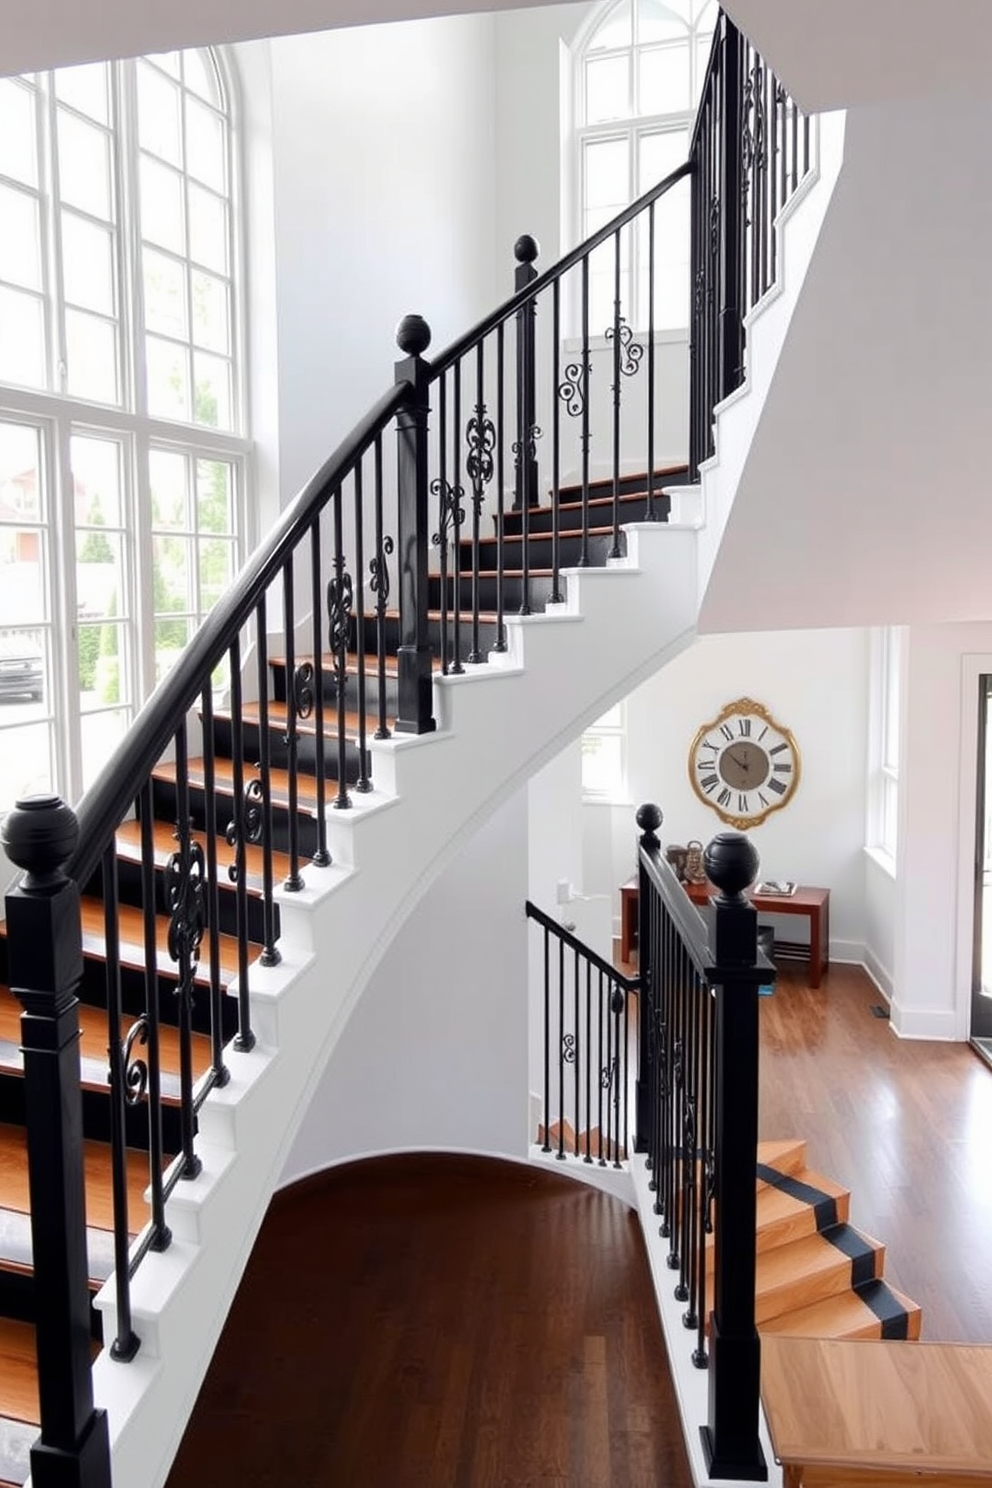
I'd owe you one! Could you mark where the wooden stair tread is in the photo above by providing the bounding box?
[231,700,396,742]
[0,1318,38,1426]
[0,983,210,1091]
[760,1281,922,1342]
[757,1139,807,1176]
[0,1122,151,1235]
[80,897,247,988]
[115,817,293,897]
[755,1227,885,1325]
[152,755,321,815]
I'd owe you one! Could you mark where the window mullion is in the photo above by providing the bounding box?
[51,415,84,800]
[119,58,144,418]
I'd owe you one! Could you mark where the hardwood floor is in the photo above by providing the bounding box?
[166,1154,694,1488]
[759,962,992,1345]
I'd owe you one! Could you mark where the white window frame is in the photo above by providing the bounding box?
[570,0,717,333]
[867,626,902,871]
[0,48,251,808]
[581,701,628,803]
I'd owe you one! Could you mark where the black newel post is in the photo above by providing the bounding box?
[700,832,767,1482]
[634,801,662,1153]
[1,795,113,1488]
[394,313,437,736]
[513,234,540,513]
[719,19,745,401]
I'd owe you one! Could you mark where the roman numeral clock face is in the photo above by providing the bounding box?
[688,699,800,829]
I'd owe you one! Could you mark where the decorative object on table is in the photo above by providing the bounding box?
[687,696,801,829]
[665,843,688,880]
[683,838,708,884]
[756,879,797,896]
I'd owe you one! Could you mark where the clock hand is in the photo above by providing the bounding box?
[728,751,750,773]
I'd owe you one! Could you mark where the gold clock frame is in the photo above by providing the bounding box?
[687,697,801,830]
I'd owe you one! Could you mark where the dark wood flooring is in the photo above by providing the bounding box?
[166,1154,693,1488]
[759,961,992,1345]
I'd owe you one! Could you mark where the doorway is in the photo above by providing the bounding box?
[971,676,992,1065]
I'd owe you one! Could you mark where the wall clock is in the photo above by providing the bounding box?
[688,697,801,830]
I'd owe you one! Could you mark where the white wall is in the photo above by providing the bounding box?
[281,785,530,1179]
[893,624,992,1040]
[264,13,500,505]
[579,627,872,962]
[701,92,992,633]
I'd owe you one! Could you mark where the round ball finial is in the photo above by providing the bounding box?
[1,794,80,891]
[514,234,540,265]
[636,802,663,847]
[395,314,432,358]
[703,832,759,902]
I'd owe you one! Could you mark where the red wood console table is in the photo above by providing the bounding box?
[620,877,830,988]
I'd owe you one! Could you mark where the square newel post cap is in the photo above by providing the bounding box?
[1,794,84,999]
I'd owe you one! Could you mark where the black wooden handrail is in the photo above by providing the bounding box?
[525,899,639,991]
[67,382,410,887]
[637,842,711,973]
[430,160,692,379]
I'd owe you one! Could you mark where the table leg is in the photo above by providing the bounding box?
[808,904,827,988]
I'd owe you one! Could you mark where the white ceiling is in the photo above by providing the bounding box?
[0,0,573,77]
[722,0,992,111]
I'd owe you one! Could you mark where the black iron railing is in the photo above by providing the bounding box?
[689,9,811,477]
[0,12,804,1481]
[634,804,770,1480]
[526,901,637,1168]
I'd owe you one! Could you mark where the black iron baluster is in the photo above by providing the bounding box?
[466,339,495,663]
[433,375,450,676]
[225,633,257,1050]
[103,843,140,1360]
[542,925,551,1151]
[353,463,371,792]
[611,980,624,1168]
[557,934,566,1160]
[573,946,580,1156]
[254,595,280,964]
[580,255,591,564]
[494,324,507,651]
[551,280,563,601]
[596,961,604,1165]
[199,685,229,1086]
[451,359,465,665]
[585,964,594,1160]
[646,201,657,520]
[310,516,331,863]
[370,436,394,738]
[281,560,305,890]
[694,976,714,1369]
[622,974,630,1167]
[166,721,204,1181]
[140,782,171,1249]
[328,486,353,810]
[682,949,700,1327]
[609,228,623,558]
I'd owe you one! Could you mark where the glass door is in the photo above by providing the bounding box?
[971,675,992,1061]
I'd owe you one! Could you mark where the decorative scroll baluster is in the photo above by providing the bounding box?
[328,485,354,811]
[369,435,394,737]
[572,946,580,1156]
[309,516,331,864]
[542,923,551,1152]
[166,723,204,1182]
[353,463,371,792]
[494,324,507,651]
[605,229,643,559]
[434,373,450,676]
[140,780,172,1245]
[225,633,257,1050]
[451,360,465,667]
[584,963,593,1164]
[282,560,305,890]
[465,339,495,663]
[557,936,566,1160]
[254,595,280,966]
[199,685,229,1088]
[103,842,140,1361]
[551,280,564,602]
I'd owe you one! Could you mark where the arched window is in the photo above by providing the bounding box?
[0,49,248,811]
[574,0,716,330]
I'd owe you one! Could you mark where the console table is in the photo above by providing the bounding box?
[620,877,830,988]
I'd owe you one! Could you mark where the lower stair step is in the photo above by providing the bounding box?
[755,1224,885,1325]
[760,1278,922,1342]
